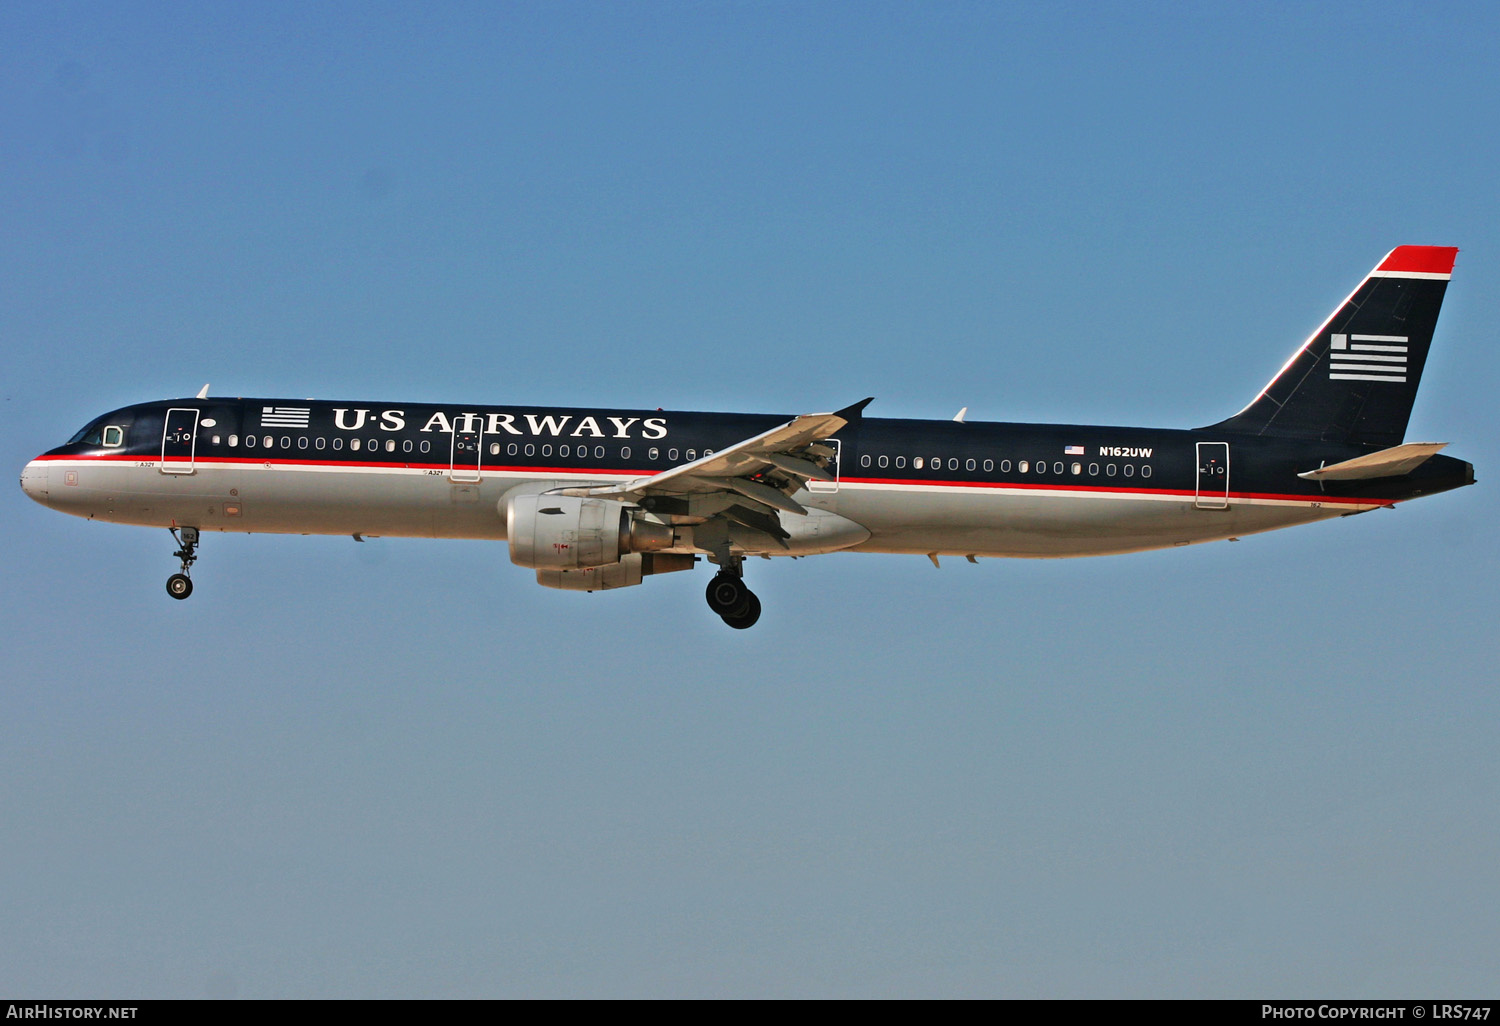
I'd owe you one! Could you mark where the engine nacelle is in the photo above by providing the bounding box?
[507,494,674,570]
[535,552,695,591]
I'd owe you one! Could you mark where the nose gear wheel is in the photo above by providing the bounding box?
[166,527,199,600]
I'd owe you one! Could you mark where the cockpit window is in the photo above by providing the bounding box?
[68,416,108,446]
[67,409,134,447]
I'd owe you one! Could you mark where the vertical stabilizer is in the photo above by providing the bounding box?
[1207,246,1457,448]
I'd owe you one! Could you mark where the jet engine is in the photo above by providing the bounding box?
[536,552,696,591]
[507,494,674,570]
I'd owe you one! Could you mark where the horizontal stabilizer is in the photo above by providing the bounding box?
[1297,442,1448,481]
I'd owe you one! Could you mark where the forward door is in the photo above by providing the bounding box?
[160,408,200,475]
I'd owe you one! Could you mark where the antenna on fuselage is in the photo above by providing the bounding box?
[195,383,210,400]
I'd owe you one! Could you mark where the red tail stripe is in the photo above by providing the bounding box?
[1377,246,1458,275]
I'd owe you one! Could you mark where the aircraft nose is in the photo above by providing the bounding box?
[19,460,49,506]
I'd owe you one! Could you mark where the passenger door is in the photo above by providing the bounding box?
[161,408,200,475]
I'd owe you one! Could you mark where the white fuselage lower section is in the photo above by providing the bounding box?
[24,457,1363,559]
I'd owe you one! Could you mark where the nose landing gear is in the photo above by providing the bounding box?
[705,566,761,629]
[166,526,199,600]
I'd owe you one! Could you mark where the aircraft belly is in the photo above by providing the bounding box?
[838,484,1341,557]
[79,465,517,539]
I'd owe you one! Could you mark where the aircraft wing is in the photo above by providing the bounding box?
[562,398,871,537]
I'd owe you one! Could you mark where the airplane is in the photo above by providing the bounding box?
[19,245,1473,628]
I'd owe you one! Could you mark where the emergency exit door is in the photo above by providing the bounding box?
[450,423,483,483]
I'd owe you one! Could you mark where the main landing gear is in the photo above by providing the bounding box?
[166,526,199,600]
[705,567,761,630]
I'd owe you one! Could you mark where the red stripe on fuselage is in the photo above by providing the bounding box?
[31,454,1393,507]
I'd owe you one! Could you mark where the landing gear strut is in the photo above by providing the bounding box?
[166,526,199,600]
[705,564,761,629]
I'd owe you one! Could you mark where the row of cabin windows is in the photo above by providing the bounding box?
[492,443,713,462]
[857,454,1153,479]
[201,434,713,464]
[216,434,432,454]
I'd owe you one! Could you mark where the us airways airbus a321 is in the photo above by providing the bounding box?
[20,245,1474,628]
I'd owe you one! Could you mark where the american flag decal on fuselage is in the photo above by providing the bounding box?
[260,406,311,428]
[1329,333,1408,383]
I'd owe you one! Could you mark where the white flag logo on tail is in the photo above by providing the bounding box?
[260,406,311,428]
[1329,334,1408,383]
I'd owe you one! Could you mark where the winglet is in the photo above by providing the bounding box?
[834,397,874,422]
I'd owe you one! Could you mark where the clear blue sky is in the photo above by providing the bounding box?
[3,1,1497,997]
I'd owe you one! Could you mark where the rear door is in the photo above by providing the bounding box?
[1195,441,1229,509]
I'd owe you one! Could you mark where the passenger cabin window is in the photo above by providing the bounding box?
[914,457,925,469]
[1018,460,1028,472]
[229,435,239,447]
[621,446,632,460]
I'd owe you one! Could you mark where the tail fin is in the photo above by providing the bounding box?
[1206,245,1457,448]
